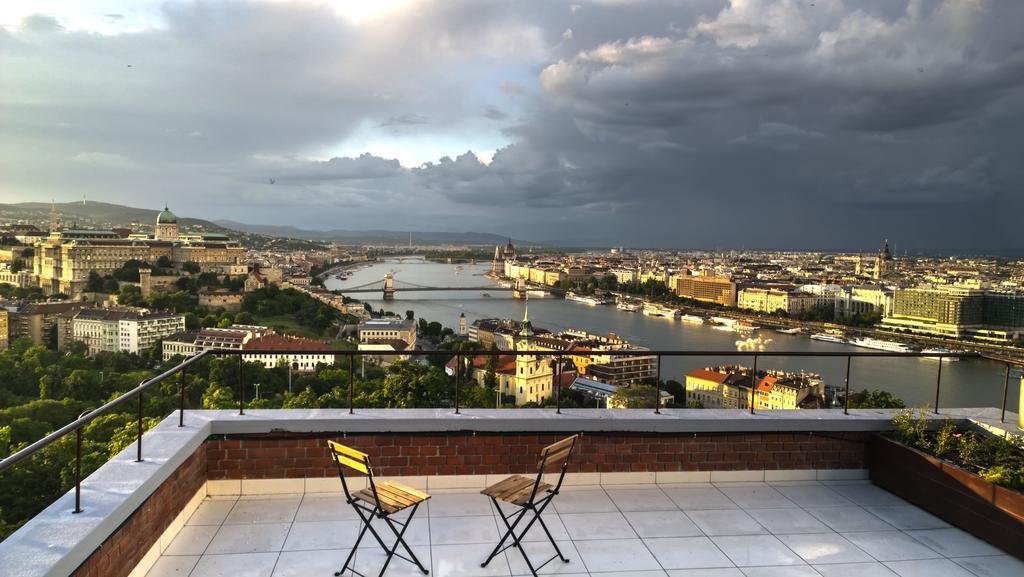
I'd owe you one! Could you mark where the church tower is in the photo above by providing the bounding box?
[155,205,179,241]
[873,239,893,280]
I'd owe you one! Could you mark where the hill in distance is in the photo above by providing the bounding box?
[215,219,534,247]
[0,200,228,232]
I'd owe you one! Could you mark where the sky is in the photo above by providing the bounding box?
[1,0,1022,251]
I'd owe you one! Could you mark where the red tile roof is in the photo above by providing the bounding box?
[686,369,730,384]
[243,334,333,351]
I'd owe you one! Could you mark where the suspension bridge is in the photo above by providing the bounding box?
[337,273,521,300]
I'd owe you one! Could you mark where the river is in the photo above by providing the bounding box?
[326,258,1021,410]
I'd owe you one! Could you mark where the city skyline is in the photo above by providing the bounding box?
[2,0,1023,250]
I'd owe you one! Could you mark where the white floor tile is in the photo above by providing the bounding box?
[863,507,948,531]
[505,539,580,575]
[430,515,500,545]
[552,490,620,514]
[716,485,796,509]
[272,549,351,577]
[687,510,765,536]
[882,558,977,577]
[746,509,829,535]
[429,492,496,517]
[144,555,200,577]
[811,562,898,577]
[661,486,739,510]
[841,531,941,562]
[952,555,1024,577]
[294,494,358,522]
[776,533,874,565]
[368,515,432,546]
[187,499,237,526]
[666,570,744,577]
[432,543,511,577]
[605,488,679,511]
[903,527,1003,558]
[737,567,821,577]
[224,497,301,524]
[624,510,703,538]
[356,544,432,577]
[189,552,279,577]
[828,485,906,507]
[205,523,290,554]
[711,535,803,567]
[644,536,735,569]
[282,520,360,551]
[517,512,571,543]
[573,538,662,572]
[560,512,637,540]
[773,485,853,508]
[803,507,893,533]
[163,525,219,556]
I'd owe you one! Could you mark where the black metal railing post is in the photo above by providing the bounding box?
[135,390,144,462]
[843,356,851,415]
[454,353,461,414]
[750,355,758,414]
[238,355,245,415]
[933,357,943,414]
[1001,363,1011,423]
[178,366,187,427]
[348,355,355,415]
[556,354,562,414]
[654,354,662,414]
[73,426,83,514]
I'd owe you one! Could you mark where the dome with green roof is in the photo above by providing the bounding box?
[156,205,177,224]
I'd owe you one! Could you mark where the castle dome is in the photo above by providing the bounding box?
[156,205,177,224]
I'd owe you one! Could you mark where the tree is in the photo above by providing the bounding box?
[283,386,320,408]
[406,310,415,321]
[609,385,659,409]
[157,255,173,268]
[86,271,104,293]
[182,261,201,274]
[202,383,236,409]
[849,389,905,409]
[118,284,144,307]
[9,259,25,273]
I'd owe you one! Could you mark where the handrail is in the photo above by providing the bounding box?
[0,350,211,474]
[0,345,1021,515]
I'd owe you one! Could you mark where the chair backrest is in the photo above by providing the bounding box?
[328,440,376,503]
[530,434,578,501]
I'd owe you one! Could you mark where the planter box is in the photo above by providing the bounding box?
[870,434,1024,559]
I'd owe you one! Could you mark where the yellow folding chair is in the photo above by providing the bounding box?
[480,434,579,577]
[328,440,431,577]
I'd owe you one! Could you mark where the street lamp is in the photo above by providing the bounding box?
[253,382,261,401]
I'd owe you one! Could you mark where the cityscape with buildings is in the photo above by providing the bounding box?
[2,2,1024,577]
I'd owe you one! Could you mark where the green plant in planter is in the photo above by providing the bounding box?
[889,409,1024,492]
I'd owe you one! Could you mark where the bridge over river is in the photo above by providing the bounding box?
[337,273,520,300]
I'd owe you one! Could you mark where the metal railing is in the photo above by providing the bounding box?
[0,347,1021,515]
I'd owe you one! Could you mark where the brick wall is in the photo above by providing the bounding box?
[71,446,206,577]
[206,432,867,479]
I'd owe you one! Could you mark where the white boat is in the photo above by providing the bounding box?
[526,289,547,298]
[565,292,604,306]
[710,316,737,326]
[849,337,913,353]
[810,333,846,344]
[680,314,704,324]
[776,327,802,335]
[734,321,760,332]
[642,303,679,317]
[617,301,643,312]
[922,347,960,362]
[713,325,735,332]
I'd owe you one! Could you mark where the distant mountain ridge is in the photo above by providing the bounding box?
[0,201,229,232]
[214,219,534,247]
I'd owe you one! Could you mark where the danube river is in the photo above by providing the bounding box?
[326,258,1021,410]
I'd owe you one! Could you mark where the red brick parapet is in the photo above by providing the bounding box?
[206,431,867,479]
[70,446,206,577]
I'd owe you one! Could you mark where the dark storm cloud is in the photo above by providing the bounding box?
[2,0,1022,250]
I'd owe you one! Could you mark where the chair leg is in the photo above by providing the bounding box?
[337,505,375,576]
[381,503,429,575]
[482,498,530,567]
[534,513,569,562]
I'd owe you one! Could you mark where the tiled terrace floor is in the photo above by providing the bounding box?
[144,480,1023,577]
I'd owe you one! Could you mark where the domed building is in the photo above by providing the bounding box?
[503,239,516,261]
[155,205,179,241]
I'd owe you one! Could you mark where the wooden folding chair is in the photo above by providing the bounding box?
[328,440,431,577]
[480,434,579,577]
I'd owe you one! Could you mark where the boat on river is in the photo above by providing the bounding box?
[849,337,913,353]
[810,332,846,344]
[680,314,704,324]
